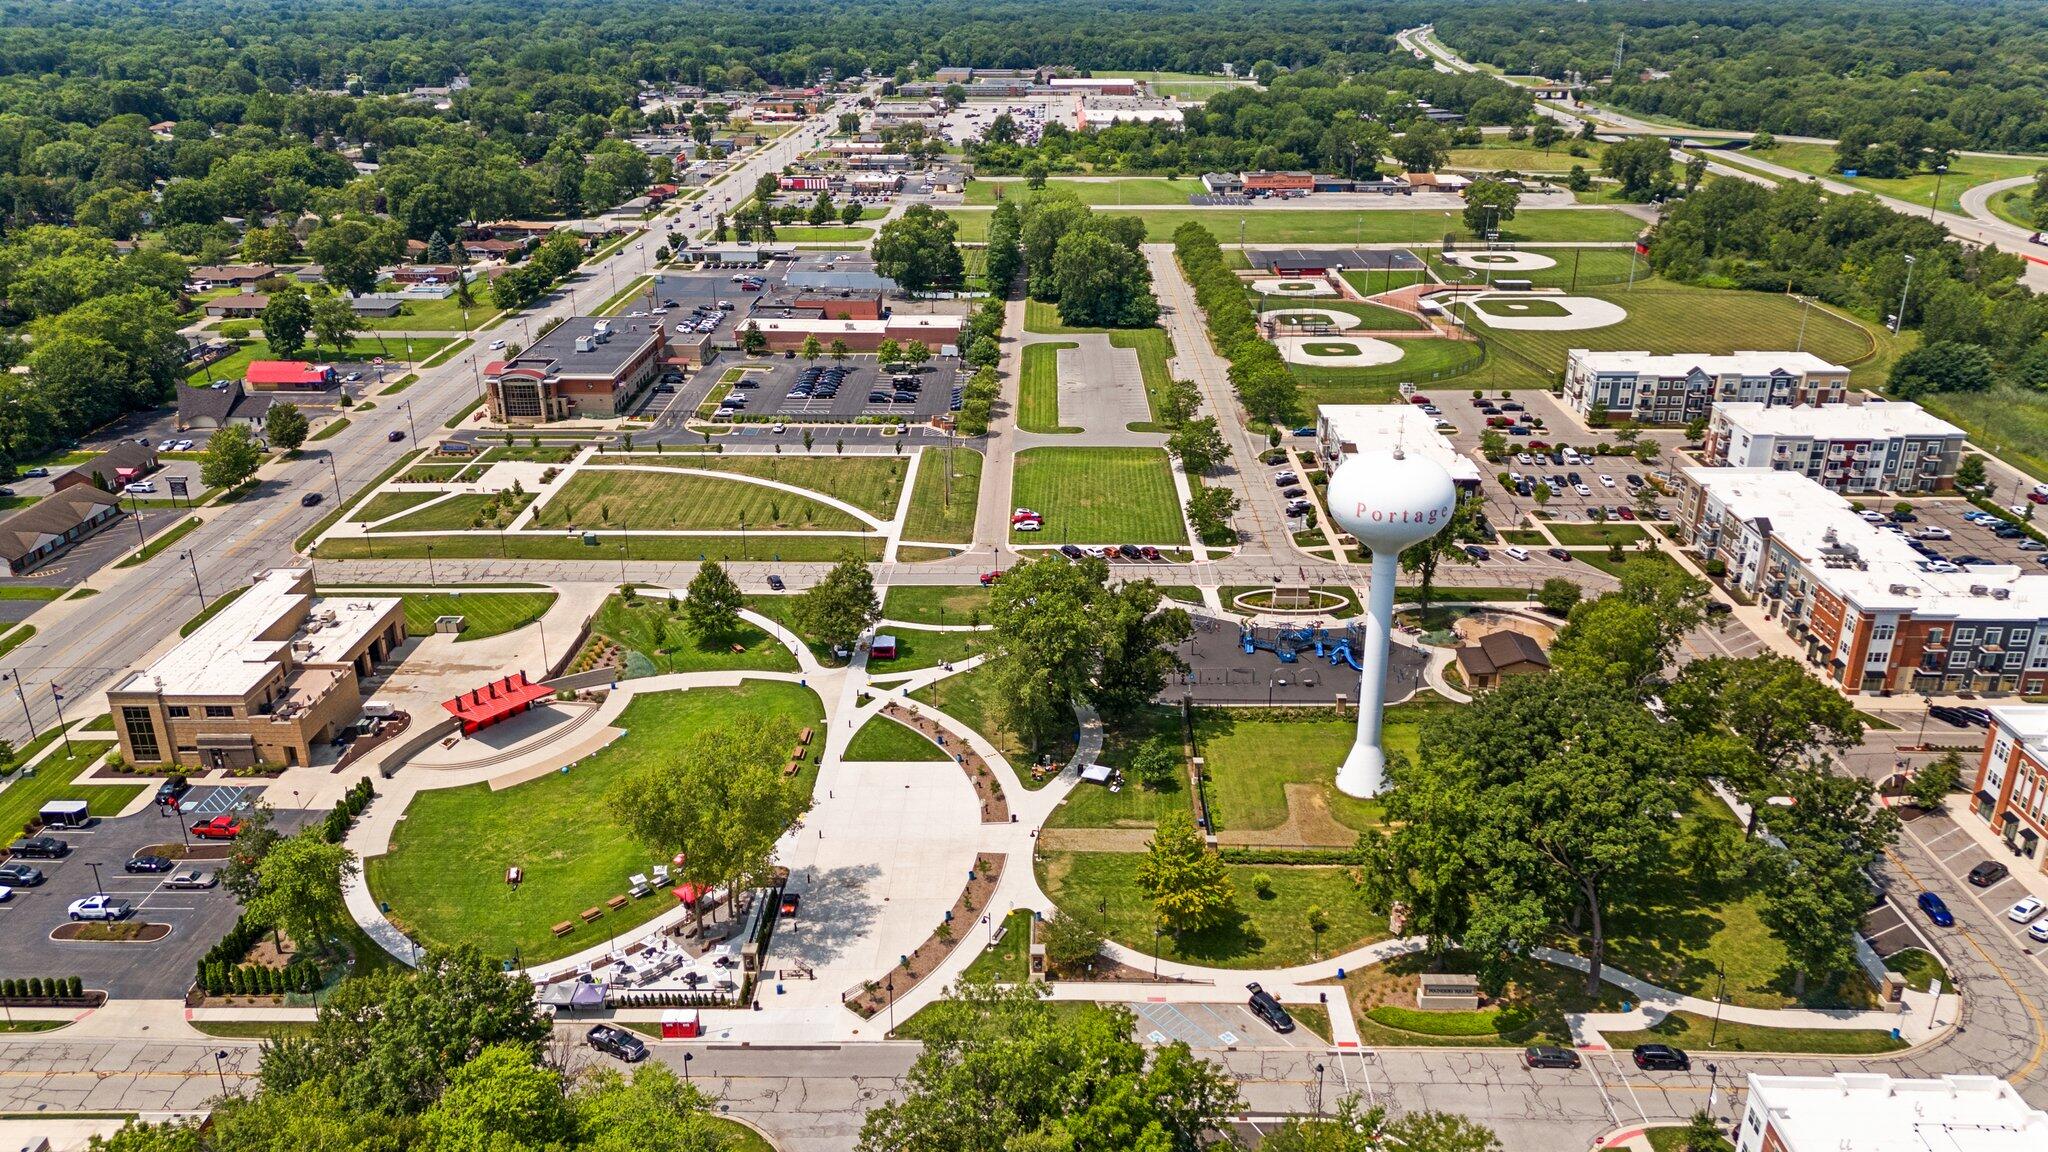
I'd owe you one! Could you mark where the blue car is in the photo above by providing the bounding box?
[1918,892,1955,927]
[1291,426,1316,437]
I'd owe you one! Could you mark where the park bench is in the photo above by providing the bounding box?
[606,894,629,911]
[580,907,603,923]
[552,921,575,937]
[784,761,801,778]
[798,727,814,746]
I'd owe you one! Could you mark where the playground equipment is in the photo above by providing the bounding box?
[1240,623,1367,669]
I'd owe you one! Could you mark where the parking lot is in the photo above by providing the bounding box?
[1130,1000,1324,1050]
[1895,806,2048,959]
[0,785,302,999]
[701,357,961,424]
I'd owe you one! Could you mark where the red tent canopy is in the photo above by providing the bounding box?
[442,672,552,734]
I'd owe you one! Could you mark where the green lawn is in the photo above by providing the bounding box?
[584,594,798,675]
[872,627,983,673]
[1577,548,1684,581]
[533,471,865,532]
[882,586,993,625]
[959,909,1034,982]
[351,491,441,523]
[0,741,130,836]
[1746,142,2045,217]
[1646,1130,1732,1152]
[184,336,451,385]
[1109,328,1178,430]
[1604,1010,1905,1055]
[374,492,533,533]
[1020,341,1078,434]
[1446,140,1609,174]
[964,178,1200,206]
[843,714,951,761]
[1326,949,1623,1048]
[901,448,982,544]
[1548,522,1647,546]
[394,592,556,642]
[354,293,494,333]
[1036,851,1388,968]
[634,454,909,520]
[1024,299,1115,336]
[1009,447,1184,545]
[1989,185,2037,230]
[1291,338,1488,408]
[1195,697,1458,839]
[1459,282,1889,390]
[1886,947,1950,993]
[1253,296,1429,332]
[909,658,1073,762]
[1045,708,1189,829]
[770,226,874,242]
[946,207,1645,245]
[365,682,824,965]
[0,585,62,602]
[317,532,883,563]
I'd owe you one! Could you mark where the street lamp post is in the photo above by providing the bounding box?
[1928,164,1947,220]
[326,456,343,504]
[683,1051,694,1083]
[1706,1061,1721,1119]
[1708,966,1728,1047]
[1314,1061,1326,1116]
[403,401,418,444]
[213,1050,230,1096]
[425,543,437,587]
[0,672,37,737]
[87,861,104,897]
[51,683,71,755]
[1892,254,1917,335]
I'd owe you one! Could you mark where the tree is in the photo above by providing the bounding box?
[830,338,849,360]
[903,340,931,369]
[1137,810,1237,938]
[1167,416,1227,473]
[1532,121,1564,152]
[1363,784,1483,969]
[1399,493,1485,616]
[309,293,358,355]
[1392,124,1450,173]
[1478,429,1508,461]
[1051,228,1158,328]
[609,717,810,931]
[1548,563,1712,694]
[800,333,822,362]
[1041,912,1104,969]
[305,216,401,297]
[873,204,964,295]
[1749,131,1777,151]
[858,979,1240,1152]
[1665,654,1866,835]
[420,1043,573,1151]
[1186,483,1239,546]
[199,422,264,491]
[1601,136,1676,201]
[740,323,768,356]
[245,830,359,960]
[1410,673,1677,995]
[1956,454,1988,490]
[1264,1096,1502,1152]
[1758,767,1898,996]
[264,402,309,453]
[807,189,835,225]
[1887,341,1995,398]
[875,337,903,367]
[794,557,879,653]
[1537,577,1582,617]
[1909,752,1965,809]
[840,200,863,225]
[682,562,742,640]
[1461,178,1520,236]
[260,288,313,358]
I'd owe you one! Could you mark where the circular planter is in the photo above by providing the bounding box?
[1232,587,1350,614]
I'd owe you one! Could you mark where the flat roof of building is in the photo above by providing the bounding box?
[116,568,396,699]
[1746,1073,2048,1152]
[1316,404,1484,484]
[1686,467,2048,618]
[503,315,662,381]
[1572,349,1848,376]
[1987,704,2048,762]
[1714,400,1964,440]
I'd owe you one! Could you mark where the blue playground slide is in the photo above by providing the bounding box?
[1327,638,1363,671]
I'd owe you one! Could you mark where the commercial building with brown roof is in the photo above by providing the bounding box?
[0,486,121,575]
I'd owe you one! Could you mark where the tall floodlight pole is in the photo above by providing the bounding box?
[1325,447,1457,797]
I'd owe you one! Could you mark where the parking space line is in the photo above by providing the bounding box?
[1602,1052,1653,1126]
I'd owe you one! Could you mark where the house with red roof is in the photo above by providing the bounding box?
[244,360,335,391]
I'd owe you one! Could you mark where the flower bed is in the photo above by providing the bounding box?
[882,702,1008,823]
[844,854,1005,1020]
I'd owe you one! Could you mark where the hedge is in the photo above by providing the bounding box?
[0,976,84,1000]
[1173,223,1300,425]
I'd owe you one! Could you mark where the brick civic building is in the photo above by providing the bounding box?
[487,315,665,424]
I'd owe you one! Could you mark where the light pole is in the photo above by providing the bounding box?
[1892,254,1917,335]
[425,543,437,587]
[1706,1061,1721,1119]
[402,401,418,444]
[86,861,104,897]
[51,683,71,755]
[1314,1061,1326,1116]
[213,1050,230,1096]
[0,672,36,737]
[683,1051,694,1083]
[1707,966,1727,1047]
[1928,164,1947,220]
[326,455,343,504]
[178,550,207,609]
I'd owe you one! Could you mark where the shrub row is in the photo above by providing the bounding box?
[319,776,377,845]
[1173,222,1299,426]
[0,976,84,1001]
[196,912,269,987]
[1219,846,1369,866]
[198,959,320,998]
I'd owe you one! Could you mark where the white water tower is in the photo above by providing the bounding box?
[1324,447,1458,797]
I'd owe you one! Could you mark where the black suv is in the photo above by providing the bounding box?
[7,836,69,859]
[1523,1045,1581,1070]
[586,1024,648,1062]
[1631,1044,1690,1071]
[1246,982,1295,1034]
[155,776,191,808]
[1969,860,2011,887]
[0,863,44,886]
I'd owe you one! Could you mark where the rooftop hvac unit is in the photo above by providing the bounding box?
[1970,585,1989,597]
[1887,584,1910,596]
[1994,587,2012,600]
[575,336,595,352]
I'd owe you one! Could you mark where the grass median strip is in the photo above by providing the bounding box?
[1020,341,1079,433]
[0,624,33,658]
[114,516,202,569]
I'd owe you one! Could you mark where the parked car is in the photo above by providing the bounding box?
[165,869,217,891]
[1060,544,1085,559]
[7,836,68,859]
[1918,891,1955,927]
[1013,519,1042,532]
[2008,897,2046,924]
[124,480,155,494]
[1273,472,1299,486]
[1916,527,1952,540]
[154,776,191,808]
[1463,544,1490,561]
[1246,982,1295,1034]
[1523,1045,1581,1070]
[189,816,242,840]
[124,854,173,874]
[979,570,1003,585]
[67,894,134,922]
[21,467,47,478]
[1631,1044,1690,1071]
[1969,860,2010,887]
[586,1024,648,1062]
[1547,547,1571,562]
[0,864,45,886]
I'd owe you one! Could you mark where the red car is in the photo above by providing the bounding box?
[1408,394,1431,405]
[979,570,1003,585]
[189,816,242,840]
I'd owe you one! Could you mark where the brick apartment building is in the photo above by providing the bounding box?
[106,568,406,770]
[1676,467,2048,696]
[1705,401,1968,494]
[1564,350,1849,425]
[1970,704,2048,870]
[486,315,665,423]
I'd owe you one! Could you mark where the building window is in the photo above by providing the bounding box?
[167,705,189,718]
[1987,628,2004,647]
[1873,623,1896,641]
[1929,628,1946,646]
[204,705,234,718]
[2011,629,2032,648]
[1957,627,1977,644]
[120,706,161,762]
[1949,651,1971,670]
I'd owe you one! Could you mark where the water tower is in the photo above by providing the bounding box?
[1325,447,1458,797]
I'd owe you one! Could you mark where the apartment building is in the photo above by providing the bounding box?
[1315,404,1484,490]
[1705,401,1967,494]
[106,568,406,770]
[1970,705,2048,870]
[1736,1073,2046,1152]
[1675,467,2048,696]
[1564,349,1849,425]
[486,315,666,424]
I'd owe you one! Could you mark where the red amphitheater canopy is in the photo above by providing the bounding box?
[442,672,552,734]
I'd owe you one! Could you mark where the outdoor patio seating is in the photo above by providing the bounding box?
[652,864,670,885]
[629,873,652,897]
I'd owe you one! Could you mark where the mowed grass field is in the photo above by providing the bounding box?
[376,492,533,533]
[396,591,556,641]
[1194,696,1457,837]
[1292,337,1486,407]
[843,714,951,761]
[366,682,824,964]
[902,447,983,544]
[317,532,882,563]
[1446,139,1608,174]
[0,741,129,836]
[964,178,1201,206]
[944,207,1645,244]
[1743,141,2045,217]
[534,470,867,531]
[1425,245,1646,290]
[1010,447,1184,544]
[1459,282,1888,389]
[629,454,909,519]
[1019,341,1078,433]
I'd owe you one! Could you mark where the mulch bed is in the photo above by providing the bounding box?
[844,853,1006,1020]
[52,922,171,943]
[1049,952,1199,984]
[882,702,1009,823]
